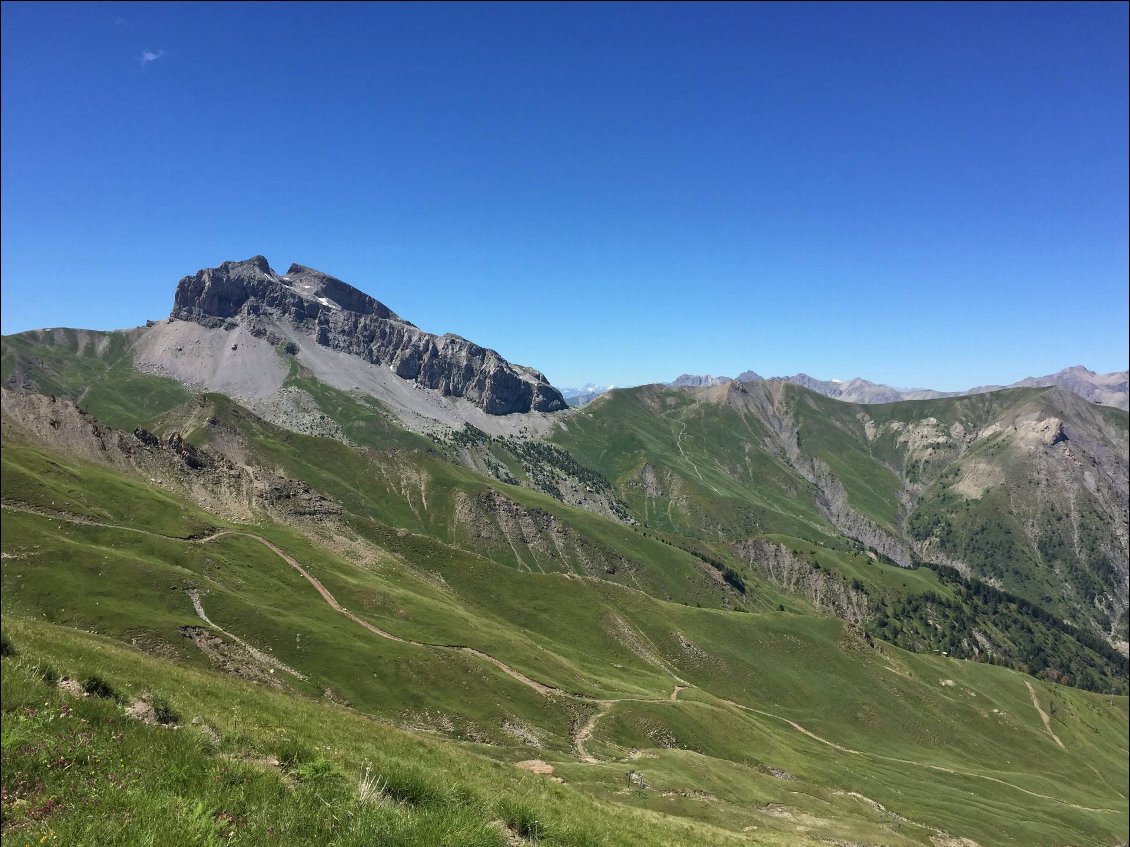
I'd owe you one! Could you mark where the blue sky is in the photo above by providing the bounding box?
[2,2,1127,390]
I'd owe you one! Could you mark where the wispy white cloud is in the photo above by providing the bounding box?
[139,49,166,67]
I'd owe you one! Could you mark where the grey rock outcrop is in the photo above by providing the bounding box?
[170,257,566,416]
[671,374,732,387]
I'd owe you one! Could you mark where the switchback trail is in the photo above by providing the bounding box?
[573,702,612,763]
[227,531,568,698]
[2,502,567,698]
[671,420,704,483]
[3,500,1116,812]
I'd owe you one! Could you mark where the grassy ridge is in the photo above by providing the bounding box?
[2,337,1128,844]
[2,620,757,847]
[554,382,1129,686]
[3,432,1128,845]
[1,329,189,429]
[158,393,762,611]
[552,386,834,542]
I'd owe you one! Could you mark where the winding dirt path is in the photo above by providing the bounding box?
[221,531,566,697]
[672,420,704,483]
[719,699,1111,813]
[3,500,1116,814]
[2,502,565,699]
[1025,680,1066,750]
[574,701,613,762]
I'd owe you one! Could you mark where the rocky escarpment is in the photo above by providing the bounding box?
[170,257,567,416]
[0,389,340,524]
[732,539,870,624]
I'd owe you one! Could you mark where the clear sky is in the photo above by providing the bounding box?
[2,2,1127,390]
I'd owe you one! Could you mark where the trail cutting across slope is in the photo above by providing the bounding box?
[0,501,564,699]
[574,701,613,763]
[238,532,565,696]
[1025,680,1066,750]
[673,420,704,483]
[2,500,1113,815]
[718,698,1111,813]
[188,588,307,681]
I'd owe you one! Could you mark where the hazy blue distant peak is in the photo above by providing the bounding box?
[670,374,732,387]
[672,366,1129,410]
[561,384,614,408]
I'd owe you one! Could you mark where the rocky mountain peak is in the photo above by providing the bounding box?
[166,257,566,416]
[671,374,732,387]
[281,264,403,321]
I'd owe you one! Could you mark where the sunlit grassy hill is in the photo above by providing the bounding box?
[2,326,1128,845]
[555,380,1130,651]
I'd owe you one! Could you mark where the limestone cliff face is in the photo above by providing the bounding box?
[170,257,566,416]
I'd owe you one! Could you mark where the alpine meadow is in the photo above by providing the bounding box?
[2,4,1128,847]
[1,256,1126,846]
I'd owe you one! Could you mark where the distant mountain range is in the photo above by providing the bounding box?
[669,365,1129,410]
[560,383,614,408]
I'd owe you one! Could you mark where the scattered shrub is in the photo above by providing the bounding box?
[149,695,180,725]
[498,797,548,841]
[81,674,118,700]
[275,739,315,768]
[292,757,338,785]
[379,764,449,807]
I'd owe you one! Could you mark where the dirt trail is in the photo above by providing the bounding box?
[237,534,408,643]
[1024,680,1066,750]
[5,502,565,699]
[673,420,704,483]
[574,701,613,762]
[228,533,564,694]
[720,699,1111,813]
[224,532,567,696]
[0,500,233,543]
[187,589,307,680]
[3,500,1114,809]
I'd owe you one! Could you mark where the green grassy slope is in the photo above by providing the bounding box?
[1,620,761,847]
[2,329,189,429]
[554,382,1129,669]
[552,385,834,542]
[2,428,1127,846]
[151,393,764,612]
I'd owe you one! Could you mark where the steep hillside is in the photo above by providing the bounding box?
[2,256,1128,845]
[554,382,1130,654]
[2,396,1127,846]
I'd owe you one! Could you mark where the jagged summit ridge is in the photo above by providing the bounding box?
[172,256,403,326]
[169,257,566,416]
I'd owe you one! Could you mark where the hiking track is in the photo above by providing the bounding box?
[3,500,1113,813]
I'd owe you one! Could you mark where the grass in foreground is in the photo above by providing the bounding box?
[0,618,791,847]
